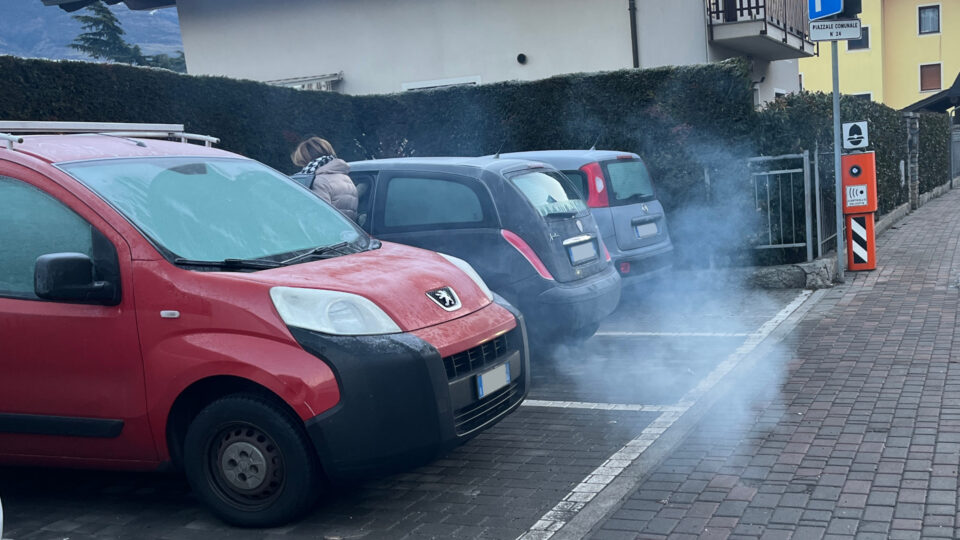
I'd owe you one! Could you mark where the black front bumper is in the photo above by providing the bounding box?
[291,299,530,480]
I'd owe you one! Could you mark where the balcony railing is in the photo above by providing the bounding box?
[709,0,811,38]
[707,0,815,60]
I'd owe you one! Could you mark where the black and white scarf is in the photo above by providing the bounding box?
[298,155,336,175]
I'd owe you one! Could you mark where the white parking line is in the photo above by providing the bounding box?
[517,290,813,540]
[593,331,750,338]
[521,400,684,413]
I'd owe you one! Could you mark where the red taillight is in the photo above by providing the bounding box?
[617,154,633,160]
[580,162,609,208]
[501,229,555,281]
[602,239,611,262]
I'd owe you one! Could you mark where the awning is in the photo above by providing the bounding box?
[903,72,960,113]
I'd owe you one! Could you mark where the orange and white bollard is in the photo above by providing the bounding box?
[845,213,876,271]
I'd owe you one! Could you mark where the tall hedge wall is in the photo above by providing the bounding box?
[353,60,758,214]
[757,92,909,216]
[918,112,951,193]
[1,55,953,266]
[0,56,363,172]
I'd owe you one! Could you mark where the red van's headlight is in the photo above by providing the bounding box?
[270,287,401,335]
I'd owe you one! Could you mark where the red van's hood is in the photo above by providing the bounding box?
[224,241,492,332]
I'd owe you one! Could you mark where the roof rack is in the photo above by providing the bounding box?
[0,121,220,148]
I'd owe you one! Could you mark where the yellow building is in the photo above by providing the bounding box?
[799,0,959,109]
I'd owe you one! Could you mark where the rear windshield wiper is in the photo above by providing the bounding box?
[543,211,579,219]
[280,241,352,266]
[174,257,282,270]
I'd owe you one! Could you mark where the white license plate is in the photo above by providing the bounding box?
[477,362,511,399]
[635,222,658,238]
[567,241,598,265]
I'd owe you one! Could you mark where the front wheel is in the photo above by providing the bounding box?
[183,394,321,527]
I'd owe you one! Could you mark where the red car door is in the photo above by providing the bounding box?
[0,165,156,464]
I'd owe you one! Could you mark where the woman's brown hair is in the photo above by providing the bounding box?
[291,136,336,167]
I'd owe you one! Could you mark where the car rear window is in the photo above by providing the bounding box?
[510,170,587,217]
[61,157,364,262]
[603,159,655,205]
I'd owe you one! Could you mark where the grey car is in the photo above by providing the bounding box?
[495,150,674,282]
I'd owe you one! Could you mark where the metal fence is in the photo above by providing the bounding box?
[747,152,814,262]
[813,145,840,259]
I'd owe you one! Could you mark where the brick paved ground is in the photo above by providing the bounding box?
[592,189,960,540]
[1,406,658,540]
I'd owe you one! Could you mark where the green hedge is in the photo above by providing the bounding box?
[757,92,909,216]
[352,61,758,214]
[918,112,951,193]
[1,54,952,266]
[0,56,363,173]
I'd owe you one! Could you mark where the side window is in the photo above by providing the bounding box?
[350,173,376,231]
[0,176,95,300]
[382,176,487,229]
[563,170,589,199]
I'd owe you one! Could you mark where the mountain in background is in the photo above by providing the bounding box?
[0,2,182,61]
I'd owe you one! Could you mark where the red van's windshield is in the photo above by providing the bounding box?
[62,157,366,264]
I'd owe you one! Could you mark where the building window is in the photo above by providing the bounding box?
[850,93,872,102]
[847,27,870,50]
[920,63,942,91]
[919,5,940,34]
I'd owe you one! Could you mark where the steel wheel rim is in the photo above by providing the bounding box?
[207,422,285,510]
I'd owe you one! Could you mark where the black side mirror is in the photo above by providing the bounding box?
[34,253,118,305]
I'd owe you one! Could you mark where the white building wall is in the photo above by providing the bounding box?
[177,0,635,95]
[635,0,711,68]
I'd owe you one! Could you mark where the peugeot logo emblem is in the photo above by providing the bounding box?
[427,287,461,311]
[641,204,649,214]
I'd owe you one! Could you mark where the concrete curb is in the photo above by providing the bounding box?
[918,180,954,207]
[875,202,910,237]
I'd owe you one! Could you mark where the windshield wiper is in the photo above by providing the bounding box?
[544,211,579,219]
[280,242,352,266]
[174,257,282,270]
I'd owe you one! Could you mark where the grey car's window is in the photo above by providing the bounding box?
[383,176,484,227]
[0,176,94,299]
[604,160,655,205]
[562,170,589,199]
[62,157,363,262]
[510,170,586,217]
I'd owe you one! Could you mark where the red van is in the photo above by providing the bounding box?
[0,123,529,527]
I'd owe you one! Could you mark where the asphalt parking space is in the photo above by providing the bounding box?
[0,278,809,540]
[529,336,744,405]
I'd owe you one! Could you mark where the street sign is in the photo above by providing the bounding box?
[843,121,869,149]
[809,0,844,20]
[810,19,862,41]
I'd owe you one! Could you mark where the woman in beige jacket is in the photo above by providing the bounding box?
[292,137,359,222]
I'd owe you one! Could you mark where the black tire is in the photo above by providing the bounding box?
[182,394,321,527]
[566,323,601,344]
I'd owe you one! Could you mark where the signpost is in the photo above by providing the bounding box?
[807,0,863,282]
[843,121,869,150]
[810,19,862,41]
[809,0,844,20]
